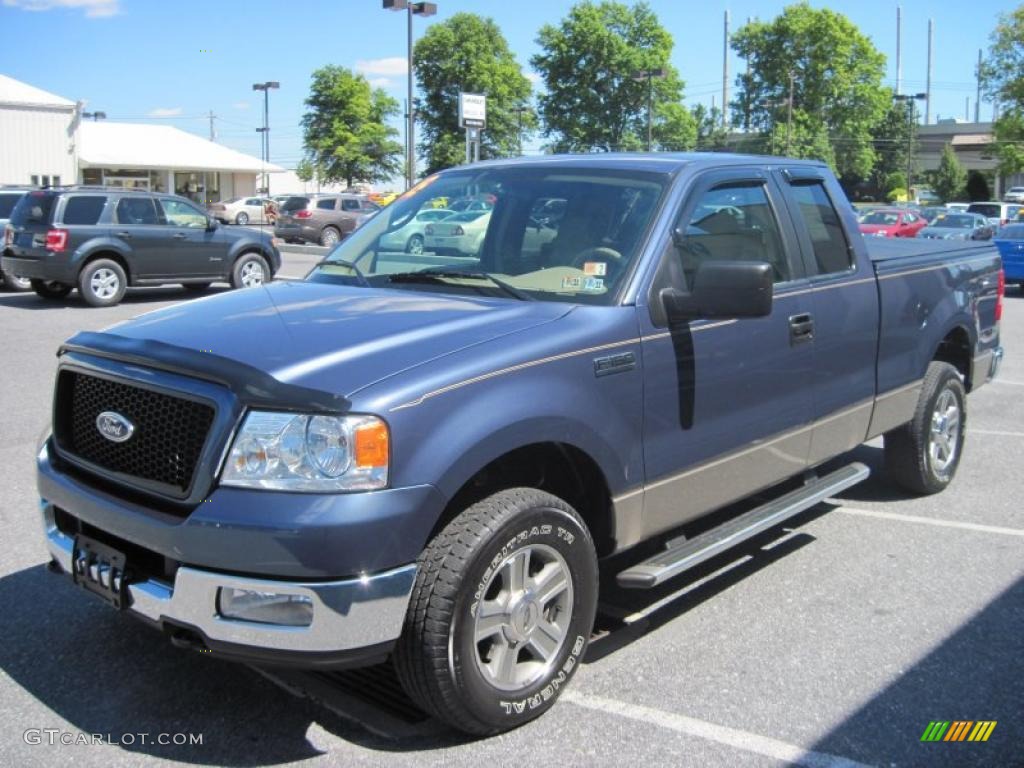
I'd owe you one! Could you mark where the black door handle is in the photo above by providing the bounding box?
[789,312,815,344]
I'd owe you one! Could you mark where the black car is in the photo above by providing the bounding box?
[1,187,281,306]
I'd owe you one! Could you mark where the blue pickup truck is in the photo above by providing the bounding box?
[37,155,1003,735]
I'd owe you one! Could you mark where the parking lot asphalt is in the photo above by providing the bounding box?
[0,258,1020,767]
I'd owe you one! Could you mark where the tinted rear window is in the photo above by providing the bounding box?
[62,195,106,225]
[282,196,310,212]
[967,204,999,218]
[0,192,24,219]
[12,192,56,225]
[317,198,337,210]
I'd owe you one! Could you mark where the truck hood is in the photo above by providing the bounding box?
[101,281,571,396]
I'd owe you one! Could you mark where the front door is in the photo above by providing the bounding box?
[637,167,818,537]
[112,196,169,280]
[157,197,225,278]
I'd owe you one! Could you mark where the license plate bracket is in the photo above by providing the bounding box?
[71,535,129,610]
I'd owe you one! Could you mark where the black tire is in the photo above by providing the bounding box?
[182,282,212,293]
[235,212,249,225]
[394,488,598,735]
[884,361,966,494]
[231,252,269,289]
[406,234,424,254]
[2,271,32,291]
[30,279,72,300]
[78,259,127,307]
[319,226,341,247]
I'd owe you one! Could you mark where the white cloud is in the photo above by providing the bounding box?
[526,71,542,85]
[2,0,120,17]
[367,77,394,89]
[232,101,250,110]
[147,107,183,118]
[355,57,408,77]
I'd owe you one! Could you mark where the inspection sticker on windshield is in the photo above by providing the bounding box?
[561,276,583,290]
[582,262,607,276]
[583,277,604,291]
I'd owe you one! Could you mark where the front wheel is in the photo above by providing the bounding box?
[884,361,966,494]
[394,488,598,735]
[406,234,424,254]
[2,271,32,291]
[235,212,249,225]
[231,252,269,289]
[31,279,72,300]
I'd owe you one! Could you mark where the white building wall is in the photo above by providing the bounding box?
[0,105,76,185]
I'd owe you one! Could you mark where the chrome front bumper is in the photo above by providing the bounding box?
[42,504,417,657]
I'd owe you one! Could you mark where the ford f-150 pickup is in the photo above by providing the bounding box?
[36,154,1004,735]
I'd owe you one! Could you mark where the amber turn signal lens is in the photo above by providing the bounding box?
[354,421,389,467]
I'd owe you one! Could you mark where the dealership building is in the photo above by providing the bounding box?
[0,74,278,203]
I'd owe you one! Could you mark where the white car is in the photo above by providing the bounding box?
[945,203,970,213]
[1003,187,1024,203]
[424,211,491,257]
[380,209,455,254]
[208,196,277,225]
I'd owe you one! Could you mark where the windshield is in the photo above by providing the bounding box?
[308,166,668,304]
[932,214,976,229]
[862,211,899,225]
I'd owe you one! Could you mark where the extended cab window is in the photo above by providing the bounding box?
[676,183,790,283]
[790,182,852,275]
[116,197,159,225]
[61,195,106,225]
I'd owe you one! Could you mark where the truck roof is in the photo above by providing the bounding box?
[459,152,830,175]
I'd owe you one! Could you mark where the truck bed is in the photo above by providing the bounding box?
[865,237,993,262]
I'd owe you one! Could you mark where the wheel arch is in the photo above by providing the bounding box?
[932,323,973,391]
[79,249,131,284]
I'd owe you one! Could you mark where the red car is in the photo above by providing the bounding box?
[858,208,927,238]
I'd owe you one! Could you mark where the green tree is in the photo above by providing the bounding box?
[932,144,967,202]
[870,98,916,195]
[301,66,403,188]
[414,13,534,174]
[731,4,889,178]
[294,158,316,183]
[981,7,1024,175]
[691,104,729,151]
[532,1,695,152]
[966,171,991,201]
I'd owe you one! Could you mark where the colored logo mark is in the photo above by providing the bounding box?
[920,721,997,742]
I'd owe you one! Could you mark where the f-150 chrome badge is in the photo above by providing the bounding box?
[96,411,134,443]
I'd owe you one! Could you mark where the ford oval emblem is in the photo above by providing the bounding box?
[96,411,134,443]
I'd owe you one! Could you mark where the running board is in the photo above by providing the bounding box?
[616,462,870,589]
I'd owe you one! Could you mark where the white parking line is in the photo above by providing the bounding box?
[834,506,1024,538]
[563,691,870,768]
[990,379,1024,387]
[970,428,1024,438]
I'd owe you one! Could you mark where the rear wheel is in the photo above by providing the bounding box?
[884,361,966,494]
[394,488,598,735]
[319,226,341,247]
[231,252,269,289]
[78,259,127,307]
[235,212,249,225]
[2,272,32,291]
[31,279,72,300]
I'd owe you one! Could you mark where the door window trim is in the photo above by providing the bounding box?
[776,169,858,282]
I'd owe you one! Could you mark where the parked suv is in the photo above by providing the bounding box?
[1,187,281,307]
[274,193,380,246]
[967,201,1022,227]
[0,186,33,291]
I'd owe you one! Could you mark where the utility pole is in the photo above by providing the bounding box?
[896,5,902,95]
[208,110,216,141]
[925,19,933,125]
[895,93,925,199]
[975,49,982,123]
[631,68,666,152]
[722,10,729,130]
[785,71,794,156]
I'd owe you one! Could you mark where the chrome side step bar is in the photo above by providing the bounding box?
[616,462,870,589]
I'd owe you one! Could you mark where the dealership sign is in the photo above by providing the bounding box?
[458,93,486,128]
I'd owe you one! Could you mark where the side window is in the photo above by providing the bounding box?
[116,197,159,225]
[61,195,106,225]
[341,199,361,211]
[316,198,336,210]
[160,198,208,228]
[789,182,852,275]
[675,182,790,284]
[245,198,260,206]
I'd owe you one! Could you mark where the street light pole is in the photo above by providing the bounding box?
[894,92,926,201]
[384,1,437,190]
[252,81,279,194]
[631,68,666,152]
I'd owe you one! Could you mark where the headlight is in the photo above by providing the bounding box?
[221,411,389,491]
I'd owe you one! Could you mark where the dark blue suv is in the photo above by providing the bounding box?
[2,187,281,306]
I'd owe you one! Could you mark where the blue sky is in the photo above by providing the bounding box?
[0,0,1009,185]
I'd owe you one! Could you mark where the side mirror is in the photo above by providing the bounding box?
[206,217,218,232]
[661,260,773,323]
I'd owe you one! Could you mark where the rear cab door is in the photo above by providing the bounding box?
[774,168,880,464]
[636,165,818,538]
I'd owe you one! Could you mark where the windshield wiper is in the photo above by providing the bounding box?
[317,257,370,287]
[387,270,533,301]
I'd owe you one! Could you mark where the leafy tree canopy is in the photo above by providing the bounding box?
[932,144,968,202]
[981,7,1024,175]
